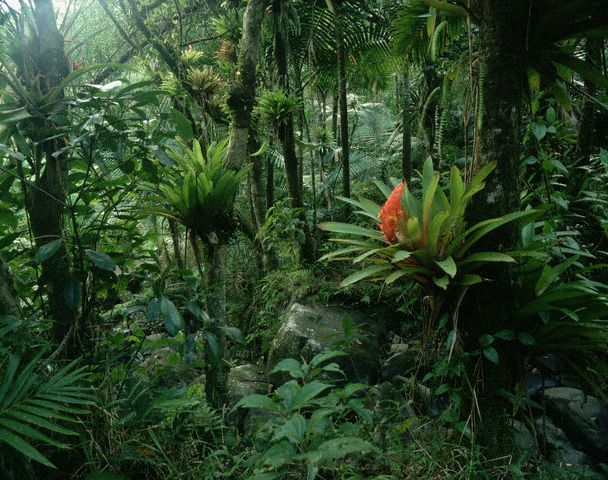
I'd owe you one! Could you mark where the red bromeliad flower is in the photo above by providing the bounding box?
[379,182,404,244]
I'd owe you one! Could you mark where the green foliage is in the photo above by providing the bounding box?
[255,90,302,128]
[0,354,93,468]
[152,139,249,239]
[320,157,535,291]
[235,352,375,479]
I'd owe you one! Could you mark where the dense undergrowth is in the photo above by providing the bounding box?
[1,0,608,479]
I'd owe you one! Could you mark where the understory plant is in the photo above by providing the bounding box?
[150,138,249,406]
[234,351,375,480]
[319,157,534,312]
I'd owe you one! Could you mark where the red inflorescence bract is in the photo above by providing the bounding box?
[379,182,405,244]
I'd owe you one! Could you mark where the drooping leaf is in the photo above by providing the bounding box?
[34,239,63,264]
[160,297,185,335]
[84,249,117,272]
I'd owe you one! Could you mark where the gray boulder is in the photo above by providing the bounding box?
[267,302,382,385]
[535,416,603,478]
[543,387,608,456]
[511,420,536,457]
[227,364,267,407]
[227,364,269,431]
[381,343,420,382]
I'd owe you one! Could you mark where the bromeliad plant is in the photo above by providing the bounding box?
[150,138,249,407]
[319,157,534,292]
[154,138,248,243]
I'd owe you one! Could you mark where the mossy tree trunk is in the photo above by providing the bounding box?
[0,256,19,317]
[401,66,412,184]
[272,0,316,263]
[335,1,351,217]
[203,240,228,407]
[462,0,527,410]
[196,0,265,408]
[29,0,74,347]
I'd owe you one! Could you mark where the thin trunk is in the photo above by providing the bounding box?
[336,17,350,215]
[250,138,277,272]
[203,241,228,407]
[576,38,603,161]
[402,67,412,183]
[273,0,315,263]
[331,93,338,141]
[169,220,185,269]
[266,156,274,209]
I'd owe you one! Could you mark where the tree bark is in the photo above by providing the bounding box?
[272,0,315,263]
[0,256,19,317]
[575,38,603,161]
[203,241,228,407]
[463,0,527,409]
[30,0,74,347]
[402,67,412,184]
[336,11,351,215]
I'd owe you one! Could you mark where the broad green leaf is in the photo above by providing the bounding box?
[203,332,221,364]
[314,437,376,461]
[478,334,494,348]
[518,333,536,346]
[291,381,331,410]
[310,351,346,368]
[435,256,457,278]
[433,275,449,290]
[220,326,244,343]
[270,359,304,378]
[459,252,515,266]
[272,413,306,443]
[392,250,412,263]
[34,239,63,264]
[160,297,185,335]
[531,122,547,141]
[233,394,276,411]
[483,347,499,364]
[63,277,81,311]
[340,264,392,287]
[318,222,384,240]
[169,108,193,140]
[146,298,160,322]
[84,249,116,272]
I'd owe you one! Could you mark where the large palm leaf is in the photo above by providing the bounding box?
[0,350,93,468]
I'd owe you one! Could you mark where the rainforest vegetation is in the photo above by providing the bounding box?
[0,0,608,478]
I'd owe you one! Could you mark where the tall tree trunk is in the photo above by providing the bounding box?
[168,220,185,269]
[576,38,603,161]
[266,156,274,209]
[249,138,277,272]
[203,241,228,407]
[336,11,350,216]
[331,92,338,141]
[272,0,315,263]
[30,0,74,347]
[402,66,412,184]
[200,0,265,407]
[463,0,527,412]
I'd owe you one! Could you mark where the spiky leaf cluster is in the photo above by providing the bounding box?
[154,140,249,240]
[255,90,302,128]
